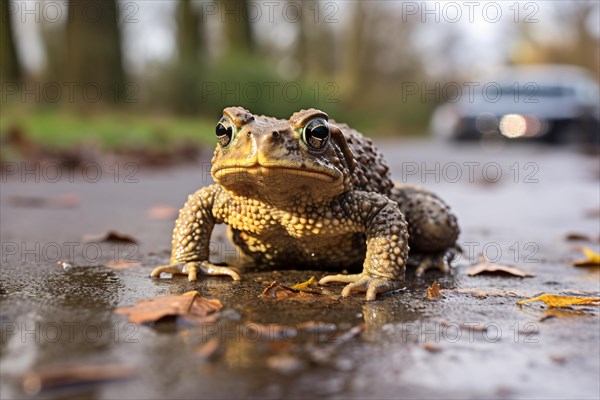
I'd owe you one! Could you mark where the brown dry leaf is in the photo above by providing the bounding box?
[105,260,141,270]
[146,205,177,220]
[21,364,136,395]
[260,281,330,302]
[549,355,567,364]
[573,247,600,267]
[9,193,80,209]
[423,343,443,353]
[565,233,596,242]
[517,294,600,308]
[83,230,138,244]
[427,282,445,299]
[290,276,318,291]
[115,290,222,324]
[466,258,535,278]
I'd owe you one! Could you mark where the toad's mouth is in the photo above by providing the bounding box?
[213,164,338,182]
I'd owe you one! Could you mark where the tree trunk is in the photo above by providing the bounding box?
[1,0,22,82]
[176,0,203,64]
[294,0,334,77]
[341,2,368,95]
[218,0,254,54]
[66,0,125,105]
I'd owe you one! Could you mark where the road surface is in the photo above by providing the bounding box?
[1,139,599,399]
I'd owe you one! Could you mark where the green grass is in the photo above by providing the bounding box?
[1,106,216,153]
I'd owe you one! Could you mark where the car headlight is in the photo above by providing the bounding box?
[499,114,545,138]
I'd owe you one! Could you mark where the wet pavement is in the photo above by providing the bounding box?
[1,140,599,399]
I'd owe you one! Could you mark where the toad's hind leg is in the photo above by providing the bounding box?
[406,252,456,276]
[390,184,459,275]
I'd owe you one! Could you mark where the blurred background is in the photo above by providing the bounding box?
[1,0,599,164]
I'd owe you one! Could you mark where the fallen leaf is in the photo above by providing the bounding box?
[9,193,80,209]
[423,343,443,353]
[549,355,567,364]
[260,281,330,302]
[290,276,318,291]
[83,231,138,244]
[105,260,141,270]
[427,282,445,299]
[146,205,177,220]
[573,247,600,267]
[21,364,136,395]
[466,258,535,278]
[517,294,600,307]
[565,233,597,242]
[115,290,222,324]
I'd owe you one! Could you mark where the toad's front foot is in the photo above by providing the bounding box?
[150,261,241,282]
[319,273,403,301]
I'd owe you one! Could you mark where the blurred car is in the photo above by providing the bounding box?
[431,65,600,144]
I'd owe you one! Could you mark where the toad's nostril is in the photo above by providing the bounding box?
[247,131,252,138]
[271,131,280,138]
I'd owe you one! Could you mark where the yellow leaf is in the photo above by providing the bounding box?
[573,247,600,267]
[427,282,444,299]
[517,294,600,307]
[291,276,318,291]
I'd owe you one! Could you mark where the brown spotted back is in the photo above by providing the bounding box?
[332,122,394,195]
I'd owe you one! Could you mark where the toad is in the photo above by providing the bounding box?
[151,107,459,300]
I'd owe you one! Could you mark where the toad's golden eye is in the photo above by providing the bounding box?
[216,118,234,147]
[302,118,330,151]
